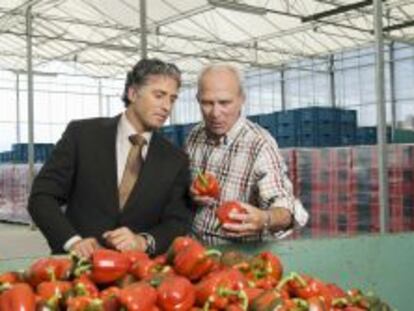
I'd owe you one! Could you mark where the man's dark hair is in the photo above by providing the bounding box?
[122,58,182,107]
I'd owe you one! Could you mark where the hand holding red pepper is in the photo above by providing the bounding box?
[191,171,220,200]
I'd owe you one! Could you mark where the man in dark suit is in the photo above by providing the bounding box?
[28,58,193,258]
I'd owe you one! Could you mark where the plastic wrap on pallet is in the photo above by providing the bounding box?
[0,164,42,224]
[295,147,355,237]
[292,144,414,238]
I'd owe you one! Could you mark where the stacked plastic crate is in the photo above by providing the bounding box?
[356,126,392,145]
[275,110,299,148]
[338,109,357,146]
[297,107,341,147]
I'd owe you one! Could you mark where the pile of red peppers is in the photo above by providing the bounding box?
[0,236,391,311]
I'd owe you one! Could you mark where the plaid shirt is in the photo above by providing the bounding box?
[185,117,308,246]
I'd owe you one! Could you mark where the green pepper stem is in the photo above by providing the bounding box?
[197,170,209,188]
[205,249,222,258]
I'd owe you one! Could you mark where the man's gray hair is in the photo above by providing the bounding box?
[196,63,245,100]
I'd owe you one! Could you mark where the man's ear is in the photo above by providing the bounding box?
[127,86,137,103]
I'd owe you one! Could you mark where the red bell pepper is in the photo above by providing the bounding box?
[244,287,264,305]
[66,295,103,311]
[247,251,283,289]
[119,282,158,311]
[0,271,23,285]
[192,171,220,198]
[86,249,131,284]
[157,275,196,311]
[73,274,99,298]
[26,257,73,287]
[0,283,36,311]
[130,257,173,281]
[123,250,150,268]
[36,280,72,308]
[216,201,246,226]
[248,288,289,311]
[195,268,248,310]
[173,242,221,281]
[166,236,199,264]
[278,273,332,309]
[100,286,121,311]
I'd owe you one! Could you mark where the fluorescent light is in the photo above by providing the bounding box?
[208,0,267,15]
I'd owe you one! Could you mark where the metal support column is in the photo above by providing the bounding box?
[374,0,389,233]
[16,73,21,143]
[98,79,103,117]
[26,5,35,182]
[281,67,286,111]
[140,0,147,59]
[329,55,336,107]
[389,42,397,134]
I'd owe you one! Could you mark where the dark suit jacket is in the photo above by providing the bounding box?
[28,115,193,255]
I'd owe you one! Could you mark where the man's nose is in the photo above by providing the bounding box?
[210,104,220,117]
[161,98,172,112]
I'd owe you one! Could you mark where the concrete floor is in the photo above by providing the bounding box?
[0,221,50,261]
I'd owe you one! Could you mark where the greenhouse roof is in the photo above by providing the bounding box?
[0,0,413,80]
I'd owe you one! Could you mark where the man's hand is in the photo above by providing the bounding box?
[70,237,101,259]
[222,203,293,237]
[103,227,147,252]
[221,202,268,236]
[190,185,217,207]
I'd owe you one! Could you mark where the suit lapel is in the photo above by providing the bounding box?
[99,115,121,216]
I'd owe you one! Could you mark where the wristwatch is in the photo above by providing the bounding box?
[140,233,156,255]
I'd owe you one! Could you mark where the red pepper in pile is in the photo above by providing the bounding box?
[196,268,248,310]
[0,283,36,311]
[192,171,220,198]
[123,250,150,268]
[167,236,199,264]
[156,275,196,311]
[36,280,72,309]
[0,271,23,285]
[66,295,103,311]
[100,286,121,311]
[248,288,291,311]
[73,274,99,298]
[75,249,130,284]
[130,256,173,282]
[216,201,246,226]
[173,241,221,281]
[279,272,333,309]
[246,251,283,289]
[26,257,73,287]
[119,282,158,311]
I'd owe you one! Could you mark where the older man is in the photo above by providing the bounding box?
[185,64,308,246]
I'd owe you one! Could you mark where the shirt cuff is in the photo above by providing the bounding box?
[63,235,82,252]
[139,233,156,255]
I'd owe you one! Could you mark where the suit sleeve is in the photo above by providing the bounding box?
[146,157,194,255]
[28,121,80,252]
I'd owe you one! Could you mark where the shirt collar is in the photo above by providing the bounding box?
[203,116,245,146]
[120,112,152,144]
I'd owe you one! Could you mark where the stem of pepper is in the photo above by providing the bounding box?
[197,169,209,188]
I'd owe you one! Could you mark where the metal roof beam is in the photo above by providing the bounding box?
[383,19,414,32]
[302,0,382,22]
